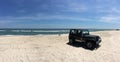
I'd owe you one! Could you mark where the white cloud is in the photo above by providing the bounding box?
[17,10,26,13]
[99,15,120,23]
[0,20,19,28]
[61,3,88,12]
[111,8,120,13]
[49,0,89,13]
[0,14,92,21]
[96,7,120,14]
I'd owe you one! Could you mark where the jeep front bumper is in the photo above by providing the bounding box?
[96,38,101,44]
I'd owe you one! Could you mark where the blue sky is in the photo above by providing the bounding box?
[0,0,120,29]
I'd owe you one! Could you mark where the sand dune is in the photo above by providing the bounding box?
[0,31,120,62]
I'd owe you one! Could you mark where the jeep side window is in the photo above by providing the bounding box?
[78,30,81,35]
[70,30,77,35]
[82,30,89,35]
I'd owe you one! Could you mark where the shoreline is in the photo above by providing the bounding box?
[0,30,118,36]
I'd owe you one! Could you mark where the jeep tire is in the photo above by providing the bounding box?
[86,41,95,49]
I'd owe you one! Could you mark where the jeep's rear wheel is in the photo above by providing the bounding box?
[86,41,95,49]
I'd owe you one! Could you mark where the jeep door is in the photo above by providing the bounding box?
[76,30,83,40]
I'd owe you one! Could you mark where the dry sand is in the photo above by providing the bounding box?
[0,31,120,62]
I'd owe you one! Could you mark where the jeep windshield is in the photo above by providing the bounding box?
[82,30,89,35]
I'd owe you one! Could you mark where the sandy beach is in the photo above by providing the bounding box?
[0,31,120,62]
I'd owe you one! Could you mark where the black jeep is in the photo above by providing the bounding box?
[69,29,101,49]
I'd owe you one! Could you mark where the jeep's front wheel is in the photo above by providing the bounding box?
[86,41,95,49]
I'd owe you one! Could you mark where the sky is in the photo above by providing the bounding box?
[0,0,120,29]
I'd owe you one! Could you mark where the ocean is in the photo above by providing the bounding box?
[0,29,114,35]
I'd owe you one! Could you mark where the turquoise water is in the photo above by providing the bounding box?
[0,29,114,35]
